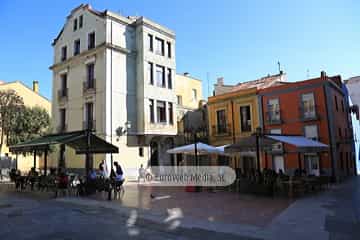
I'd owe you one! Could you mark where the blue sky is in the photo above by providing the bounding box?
[0,0,359,99]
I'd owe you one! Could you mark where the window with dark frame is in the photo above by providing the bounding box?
[177,95,182,105]
[216,109,227,134]
[88,32,95,50]
[86,63,95,88]
[168,102,173,124]
[335,95,338,111]
[149,99,154,123]
[85,102,94,130]
[156,100,166,123]
[301,92,316,119]
[148,34,153,51]
[267,98,280,121]
[79,15,83,28]
[240,106,252,132]
[148,62,154,85]
[60,74,67,97]
[156,65,165,87]
[167,68,172,89]
[59,108,66,131]
[155,37,164,56]
[167,41,171,58]
[74,39,80,56]
[192,89,197,102]
[73,18,78,31]
[61,46,67,62]
[304,125,318,141]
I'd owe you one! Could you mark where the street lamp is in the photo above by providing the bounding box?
[115,121,132,140]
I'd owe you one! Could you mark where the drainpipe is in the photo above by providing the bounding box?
[323,83,336,181]
[231,100,236,143]
[110,19,113,168]
[231,100,236,168]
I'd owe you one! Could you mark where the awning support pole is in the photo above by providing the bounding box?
[15,153,18,170]
[86,129,91,175]
[265,152,268,169]
[44,149,48,176]
[256,131,261,171]
[298,152,302,174]
[194,134,198,166]
[33,150,37,169]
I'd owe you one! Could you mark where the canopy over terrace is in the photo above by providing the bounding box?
[167,142,222,155]
[167,142,225,166]
[225,134,329,172]
[9,130,118,174]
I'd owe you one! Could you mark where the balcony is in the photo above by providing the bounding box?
[266,110,282,125]
[299,105,319,121]
[57,88,68,101]
[83,120,96,131]
[212,124,232,136]
[83,80,96,94]
[57,124,67,133]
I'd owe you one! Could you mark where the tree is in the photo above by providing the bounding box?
[0,90,24,156]
[8,106,51,147]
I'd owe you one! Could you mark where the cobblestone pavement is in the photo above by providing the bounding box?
[0,189,259,240]
[1,177,360,240]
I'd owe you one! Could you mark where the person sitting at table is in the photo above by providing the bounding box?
[56,169,69,197]
[113,162,124,182]
[88,168,97,180]
[28,167,38,190]
[98,162,106,178]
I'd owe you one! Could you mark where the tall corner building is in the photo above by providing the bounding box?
[50,4,177,177]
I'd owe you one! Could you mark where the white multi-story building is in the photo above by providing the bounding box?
[50,4,177,177]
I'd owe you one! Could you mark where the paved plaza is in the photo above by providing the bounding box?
[0,177,360,239]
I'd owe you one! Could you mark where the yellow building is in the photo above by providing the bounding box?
[0,81,51,172]
[208,87,260,169]
[175,73,203,134]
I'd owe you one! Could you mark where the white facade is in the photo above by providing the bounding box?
[50,4,177,177]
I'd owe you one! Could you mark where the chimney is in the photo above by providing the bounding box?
[183,72,189,76]
[217,77,224,86]
[320,71,327,79]
[33,81,39,93]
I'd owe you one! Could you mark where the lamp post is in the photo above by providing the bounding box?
[255,127,262,171]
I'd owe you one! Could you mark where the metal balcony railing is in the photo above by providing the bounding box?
[83,80,96,93]
[299,104,319,121]
[57,124,67,133]
[265,110,282,125]
[57,88,68,101]
[83,120,96,131]
[211,124,232,136]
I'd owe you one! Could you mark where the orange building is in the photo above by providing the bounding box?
[258,71,355,180]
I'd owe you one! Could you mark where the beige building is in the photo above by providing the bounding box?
[175,73,203,133]
[0,81,51,172]
[50,4,178,177]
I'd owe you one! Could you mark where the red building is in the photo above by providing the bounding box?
[258,71,355,180]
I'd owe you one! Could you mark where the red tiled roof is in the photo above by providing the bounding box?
[230,73,287,91]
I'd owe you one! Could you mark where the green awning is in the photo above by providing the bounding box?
[9,130,118,154]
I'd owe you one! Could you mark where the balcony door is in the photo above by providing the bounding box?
[301,93,316,119]
[240,105,251,132]
[84,102,94,130]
